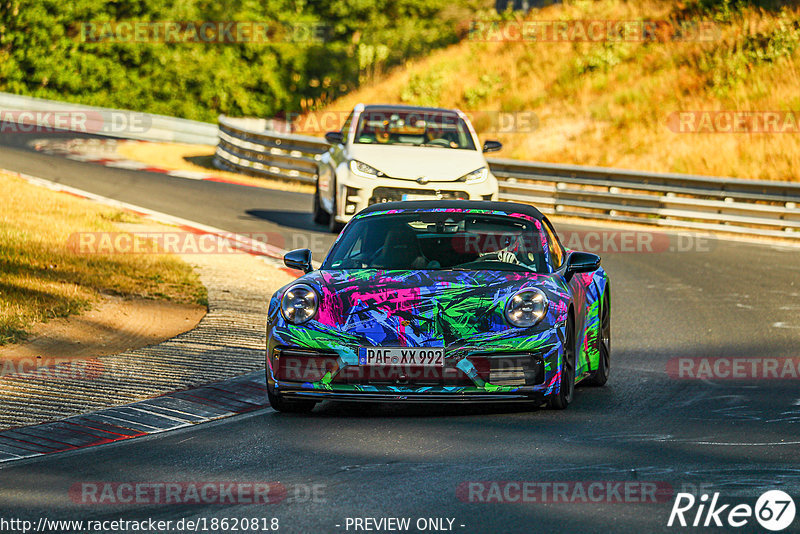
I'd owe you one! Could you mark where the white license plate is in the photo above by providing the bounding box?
[358,347,444,367]
[402,194,438,201]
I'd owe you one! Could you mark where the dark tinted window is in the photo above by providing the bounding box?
[323,212,548,273]
[354,109,476,150]
[542,219,564,269]
[340,111,354,144]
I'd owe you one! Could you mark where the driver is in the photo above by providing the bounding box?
[425,127,458,148]
[372,224,428,270]
[479,233,536,269]
[375,126,390,144]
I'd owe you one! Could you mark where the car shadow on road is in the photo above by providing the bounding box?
[282,400,543,418]
[244,209,325,232]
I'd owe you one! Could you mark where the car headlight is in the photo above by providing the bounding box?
[458,167,488,184]
[280,284,319,324]
[350,160,385,178]
[504,288,548,327]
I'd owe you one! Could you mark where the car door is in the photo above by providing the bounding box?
[544,218,589,362]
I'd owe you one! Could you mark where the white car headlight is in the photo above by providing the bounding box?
[504,288,548,327]
[458,167,488,184]
[350,160,385,178]
[280,284,319,324]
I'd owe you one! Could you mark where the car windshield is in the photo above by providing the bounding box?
[323,212,548,273]
[353,109,476,150]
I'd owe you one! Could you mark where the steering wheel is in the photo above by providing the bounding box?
[479,250,520,264]
[365,245,385,265]
[425,138,451,147]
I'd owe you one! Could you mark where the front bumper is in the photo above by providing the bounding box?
[265,341,562,403]
[334,171,499,223]
[280,390,543,403]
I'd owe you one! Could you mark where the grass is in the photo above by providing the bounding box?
[0,172,207,345]
[315,0,800,181]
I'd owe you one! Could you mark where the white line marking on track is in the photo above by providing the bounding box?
[104,160,149,170]
[64,153,97,162]
[686,440,800,446]
[167,170,213,179]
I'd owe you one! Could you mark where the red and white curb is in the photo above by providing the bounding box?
[0,169,311,463]
[0,371,267,464]
[32,138,263,189]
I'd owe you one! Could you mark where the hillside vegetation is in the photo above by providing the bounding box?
[321,0,800,181]
[0,0,480,121]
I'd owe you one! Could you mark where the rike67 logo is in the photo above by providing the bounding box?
[668,490,796,531]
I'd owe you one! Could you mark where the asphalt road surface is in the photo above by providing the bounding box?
[1,131,800,533]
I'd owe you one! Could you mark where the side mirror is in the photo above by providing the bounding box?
[565,251,600,280]
[325,131,344,145]
[284,248,313,273]
[482,140,502,153]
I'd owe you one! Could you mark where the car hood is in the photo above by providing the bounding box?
[347,144,487,182]
[278,269,564,347]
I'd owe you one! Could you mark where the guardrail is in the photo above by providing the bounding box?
[216,115,800,239]
[0,92,218,145]
[215,116,326,183]
[4,94,797,240]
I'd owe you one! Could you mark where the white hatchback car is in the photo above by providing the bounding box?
[314,104,501,232]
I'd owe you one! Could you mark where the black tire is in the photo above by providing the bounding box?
[328,187,344,233]
[585,286,611,387]
[267,383,317,414]
[548,312,576,410]
[312,185,330,225]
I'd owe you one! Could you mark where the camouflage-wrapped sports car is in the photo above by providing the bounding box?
[266,200,610,412]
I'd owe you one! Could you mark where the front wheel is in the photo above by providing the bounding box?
[312,185,330,225]
[548,313,576,410]
[328,188,344,233]
[267,383,317,414]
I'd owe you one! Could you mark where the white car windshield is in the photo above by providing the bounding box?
[354,109,476,150]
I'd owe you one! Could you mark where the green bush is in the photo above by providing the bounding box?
[699,12,800,96]
[0,0,473,121]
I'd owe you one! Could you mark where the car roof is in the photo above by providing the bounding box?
[357,200,545,220]
[360,103,460,115]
